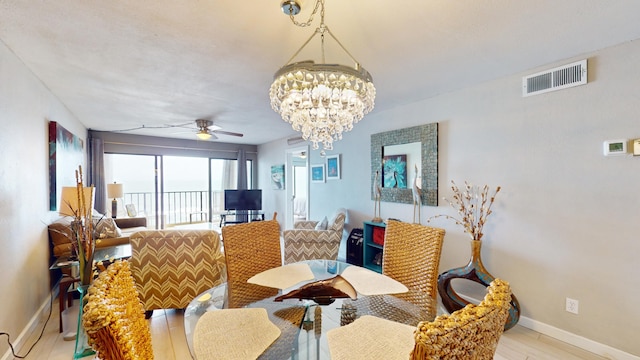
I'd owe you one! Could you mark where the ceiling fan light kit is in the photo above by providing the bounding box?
[192,118,242,140]
[270,0,375,151]
[196,129,213,140]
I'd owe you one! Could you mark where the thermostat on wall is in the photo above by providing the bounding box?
[603,139,627,156]
[633,139,640,156]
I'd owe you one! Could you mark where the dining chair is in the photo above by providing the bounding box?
[327,279,511,360]
[221,213,282,308]
[128,229,226,318]
[410,278,512,359]
[82,260,154,359]
[382,220,445,322]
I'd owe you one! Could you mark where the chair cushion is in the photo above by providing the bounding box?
[48,220,73,258]
[314,216,328,230]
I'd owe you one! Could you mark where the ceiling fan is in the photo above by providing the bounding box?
[192,119,243,140]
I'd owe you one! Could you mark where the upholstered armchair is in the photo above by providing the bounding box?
[128,229,226,318]
[283,208,347,264]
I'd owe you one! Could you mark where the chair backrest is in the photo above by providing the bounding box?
[221,217,282,308]
[129,229,226,310]
[382,220,445,321]
[82,260,154,360]
[327,208,347,232]
[411,279,512,360]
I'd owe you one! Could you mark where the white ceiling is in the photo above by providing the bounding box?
[2,0,640,145]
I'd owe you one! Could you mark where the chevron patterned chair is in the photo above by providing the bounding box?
[128,229,226,318]
[282,208,347,264]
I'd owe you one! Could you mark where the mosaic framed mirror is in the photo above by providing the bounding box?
[371,123,438,205]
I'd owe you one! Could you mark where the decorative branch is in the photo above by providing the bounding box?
[428,180,500,241]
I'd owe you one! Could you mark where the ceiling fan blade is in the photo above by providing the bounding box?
[213,130,244,137]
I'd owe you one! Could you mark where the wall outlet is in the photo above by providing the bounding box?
[566,297,579,314]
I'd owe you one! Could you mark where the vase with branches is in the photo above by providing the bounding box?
[65,165,96,286]
[428,180,500,241]
[430,180,520,331]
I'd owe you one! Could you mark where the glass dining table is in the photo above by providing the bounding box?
[183,260,429,360]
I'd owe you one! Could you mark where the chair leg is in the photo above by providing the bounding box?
[58,276,78,333]
[58,288,64,333]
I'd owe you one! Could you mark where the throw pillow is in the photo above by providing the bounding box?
[94,217,123,239]
[315,216,329,230]
[48,220,74,258]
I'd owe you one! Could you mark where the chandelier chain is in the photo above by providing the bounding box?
[288,0,325,27]
[272,0,375,151]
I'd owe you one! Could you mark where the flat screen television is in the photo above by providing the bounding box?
[224,189,262,211]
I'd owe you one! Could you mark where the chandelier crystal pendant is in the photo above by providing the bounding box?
[270,0,376,150]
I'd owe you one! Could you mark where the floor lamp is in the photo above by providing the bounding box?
[107,183,123,218]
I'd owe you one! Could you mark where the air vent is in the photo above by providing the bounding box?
[522,59,587,97]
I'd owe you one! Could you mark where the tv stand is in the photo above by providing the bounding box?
[219,210,264,227]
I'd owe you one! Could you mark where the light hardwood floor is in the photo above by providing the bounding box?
[13,296,607,360]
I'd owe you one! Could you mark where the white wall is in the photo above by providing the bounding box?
[258,40,640,356]
[0,40,86,357]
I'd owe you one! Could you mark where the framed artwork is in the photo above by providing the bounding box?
[271,164,285,190]
[49,121,84,211]
[326,154,341,180]
[311,164,325,183]
[382,154,407,188]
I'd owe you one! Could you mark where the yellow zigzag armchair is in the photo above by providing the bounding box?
[129,230,226,318]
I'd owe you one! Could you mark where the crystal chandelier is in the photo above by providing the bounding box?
[270,0,376,150]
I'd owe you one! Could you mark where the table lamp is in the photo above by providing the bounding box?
[107,182,123,218]
[59,186,95,217]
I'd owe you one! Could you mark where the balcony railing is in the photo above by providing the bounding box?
[123,190,225,229]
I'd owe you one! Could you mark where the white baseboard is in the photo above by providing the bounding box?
[1,292,53,360]
[518,316,639,360]
[448,294,638,360]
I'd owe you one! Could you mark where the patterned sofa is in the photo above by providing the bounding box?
[48,216,148,258]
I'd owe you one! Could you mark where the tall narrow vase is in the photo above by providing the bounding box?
[437,240,521,331]
[74,285,96,359]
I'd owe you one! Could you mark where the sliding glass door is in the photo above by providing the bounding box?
[104,154,252,228]
[163,156,209,225]
[103,154,159,227]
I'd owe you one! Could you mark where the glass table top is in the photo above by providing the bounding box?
[49,244,132,270]
[184,260,427,360]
